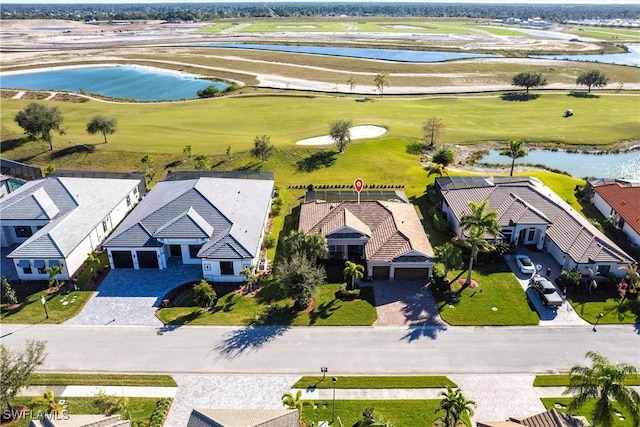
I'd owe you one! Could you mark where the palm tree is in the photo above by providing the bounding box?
[30,389,62,415]
[435,386,476,427]
[427,163,448,179]
[564,350,639,427]
[459,200,501,286]
[282,390,312,422]
[343,261,365,290]
[435,242,463,293]
[500,139,527,177]
[240,265,256,292]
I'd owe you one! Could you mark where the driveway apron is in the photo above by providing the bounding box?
[370,280,447,328]
[66,260,202,326]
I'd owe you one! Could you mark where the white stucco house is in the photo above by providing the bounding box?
[436,176,634,277]
[591,181,640,249]
[0,176,142,281]
[298,197,435,280]
[102,176,274,282]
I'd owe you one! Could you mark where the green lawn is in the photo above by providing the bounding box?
[437,263,539,326]
[156,282,377,326]
[10,397,162,427]
[568,294,640,325]
[541,398,637,427]
[2,94,638,162]
[293,376,456,389]
[534,374,640,387]
[27,373,177,387]
[303,399,469,427]
[1,288,93,324]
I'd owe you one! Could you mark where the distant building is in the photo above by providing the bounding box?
[478,409,590,427]
[590,180,640,248]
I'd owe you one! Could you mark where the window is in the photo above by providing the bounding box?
[102,220,108,233]
[14,226,33,238]
[18,260,32,274]
[329,245,343,258]
[189,245,201,258]
[527,229,536,241]
[220,261,234,275]
[597,265,610,276]
[126,195,131,207]
[34,260,46,274]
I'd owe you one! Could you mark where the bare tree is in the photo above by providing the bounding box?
[423,117,445,147]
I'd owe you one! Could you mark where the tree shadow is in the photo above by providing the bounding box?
[402,325,448,342]
[164,159,184,169]
[500,93,540,102]
[296,151,336,173]
[238,161,262,171]
[214,324,291,360]
[0,137,33,152]
[50,144,96,159]
[308,299,341,325]
[568,91,599,99]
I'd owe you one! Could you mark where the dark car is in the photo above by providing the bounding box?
[529,276,563,308]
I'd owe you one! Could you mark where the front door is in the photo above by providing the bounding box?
[170,245,182,257]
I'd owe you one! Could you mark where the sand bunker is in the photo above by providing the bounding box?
[296,125,387,146]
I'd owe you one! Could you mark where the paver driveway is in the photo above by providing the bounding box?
[66,260,202,326]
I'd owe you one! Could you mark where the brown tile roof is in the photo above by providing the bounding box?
[441,177,634,265]
[299,200,434,261]
[594,182,640,235]
[478,409,590,427]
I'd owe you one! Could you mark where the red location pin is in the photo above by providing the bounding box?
[354,178,363,193]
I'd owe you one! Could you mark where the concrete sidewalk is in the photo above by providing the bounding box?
[292,387,445,400]
[20,385,177,398]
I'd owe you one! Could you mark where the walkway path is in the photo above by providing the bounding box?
[20,385,176,398]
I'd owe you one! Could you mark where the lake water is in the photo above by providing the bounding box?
[0,66,227,101]
[531,44,640,67]
[479,148,640,180]
[198,43,501,63]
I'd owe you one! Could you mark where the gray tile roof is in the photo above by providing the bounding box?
[440,177,634,265]
[188,408,298,427]
[104,177,274,260]
[1,177,141,259]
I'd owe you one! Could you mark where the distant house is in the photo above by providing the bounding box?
[299,197,435,280]
[103,176,274,282]
[477,409,590,427]
[0,158,43,197]
[0,176,142,281]
[436,176,634,277]
[187,408,298,427]
[590,180,640,249]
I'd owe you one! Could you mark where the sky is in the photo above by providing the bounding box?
[2,0,639,4]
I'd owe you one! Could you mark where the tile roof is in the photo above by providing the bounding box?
[1,177,140,258]
[440,177,634,265]
[594,182,640,235]
[189,408,298,427]
[299,200,434,261]
[104,177,273,260]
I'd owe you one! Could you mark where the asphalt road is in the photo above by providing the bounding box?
[1,324,638,374]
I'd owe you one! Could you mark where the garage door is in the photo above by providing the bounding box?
[111,251,134,269]
[372,266,390,279]
[137,251,159,269]
[394,268,430,280]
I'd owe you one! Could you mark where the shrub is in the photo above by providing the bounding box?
[558,269,581,288]
[262,234,276,250]
[148,398,172,427]
[494,240,511,256]
[338,282,361,299]
[430,263,449,296]
[193,279,217,308]
[432,211,450,232]
[1,276,18,306]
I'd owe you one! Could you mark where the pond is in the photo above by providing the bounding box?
[479,148,640,180]
[197,43,502,63]
[0,66,228,101]
[531,44,640,67]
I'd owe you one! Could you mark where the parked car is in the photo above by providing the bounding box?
[515,255,536,275]
[530,276,563,308]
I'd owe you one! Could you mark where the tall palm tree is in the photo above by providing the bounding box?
[435,386,476,427]
[343,261,365,290]
[459,200,501,286]
[564,350,639,427]
[500,139,527,177]
[240,265,256,292]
